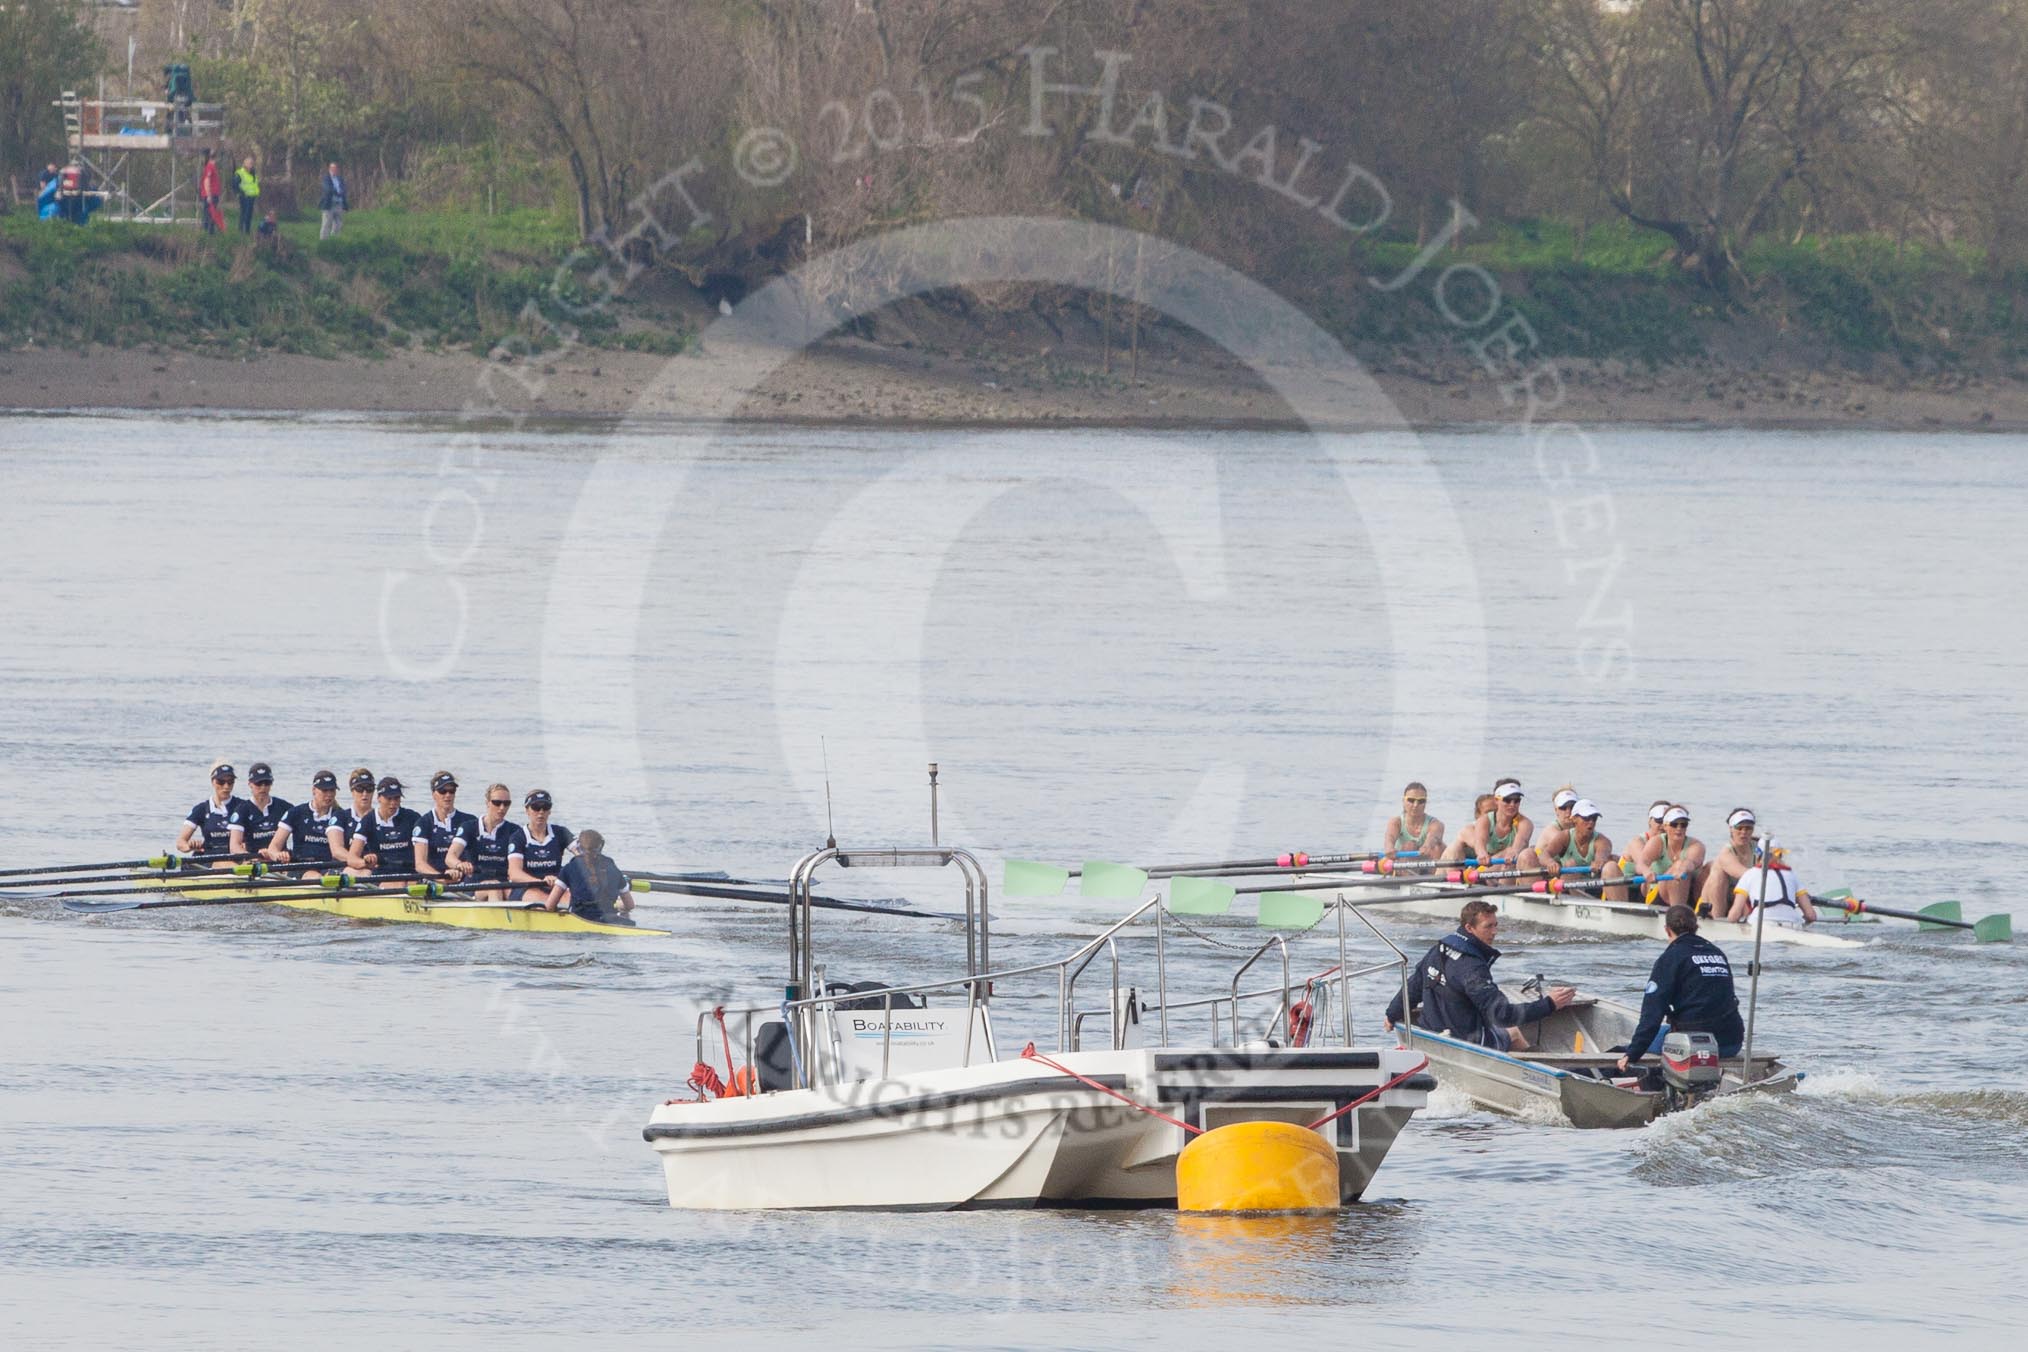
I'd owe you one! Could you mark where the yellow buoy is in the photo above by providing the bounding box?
[1175,1121,1339,1212]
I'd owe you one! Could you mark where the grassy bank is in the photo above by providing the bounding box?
[0,206,691,358]
[1344,220,2028,374]
[5,208,2025,379]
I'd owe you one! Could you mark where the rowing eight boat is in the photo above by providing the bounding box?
[129,876,669,937]
[1294,873,1876,949]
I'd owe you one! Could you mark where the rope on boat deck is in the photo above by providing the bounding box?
[1018,1044,1433,1134]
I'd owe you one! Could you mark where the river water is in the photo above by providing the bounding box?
[1,412,2023,1349]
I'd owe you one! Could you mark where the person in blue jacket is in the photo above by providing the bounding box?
[542,828,634,924]
[1384,900,1575,1051]
[1617,904,1746,1070]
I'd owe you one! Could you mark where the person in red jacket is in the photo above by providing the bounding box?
[198,149,224,234]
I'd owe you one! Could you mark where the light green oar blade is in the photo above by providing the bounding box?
[1917,900,1964,931]
[1079,861,1149,900]
[1167,876,1235,916]
[1003,860,1071,896]
[1973,913,2012,943]
[1258,892,1325,929]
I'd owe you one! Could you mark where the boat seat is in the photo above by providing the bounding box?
[754,1022,796,1093]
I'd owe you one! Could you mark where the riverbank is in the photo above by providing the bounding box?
[4,335,2025,431]
[8,208,2028,430]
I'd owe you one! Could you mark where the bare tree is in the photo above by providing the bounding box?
[1540,0,1938,285]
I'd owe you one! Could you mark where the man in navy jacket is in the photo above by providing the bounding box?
[1618,904,1745,1068]
[1385,900,1575,1051]
[319,162,348,238]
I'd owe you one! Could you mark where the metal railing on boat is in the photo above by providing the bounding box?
[696,854,1416,1092]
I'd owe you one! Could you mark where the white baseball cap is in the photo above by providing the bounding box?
[1572,798,1601,819]
[1727,808,1756,828]
[1493,779,1523,799]
[1649,803,1669,822]
[1663,806,1690,825]
[1553,789,1579,810]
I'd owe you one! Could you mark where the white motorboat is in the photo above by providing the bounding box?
[1398,984,1796,1128]
[643,843,1434,1210]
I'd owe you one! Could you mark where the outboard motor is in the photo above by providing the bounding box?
[1660,1031,1722,1107]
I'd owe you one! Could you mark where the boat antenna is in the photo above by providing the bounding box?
[1738,828,1775,1080]
[928,762,940,847]
[822,738,836,850]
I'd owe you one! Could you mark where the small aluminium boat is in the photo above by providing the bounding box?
[644,843,1435,1210]
[1398,985,1795,1128]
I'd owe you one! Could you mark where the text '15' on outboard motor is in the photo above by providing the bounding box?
[1660,1031,1722,1108]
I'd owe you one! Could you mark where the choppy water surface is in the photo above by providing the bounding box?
[1,414,2023,1349]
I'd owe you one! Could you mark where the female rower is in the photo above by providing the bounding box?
[414,771,478,884]
[174,761,251,862]
[264,770,349,877]
[543,828,634,923]
[1532,785,1582,873]
[240,762,292,858]
[1552,799,1625,900]
[1633,800,1670,854]
[508,789,574,901]
[1700,808,1762,916]
[1447,794,1496,862]
[1635,805,1706,908]
[342,768,376,850]
[1381,782,1445,859]
[470,782,526,902]
[1442,778,1533,869]
[346,777,423,887]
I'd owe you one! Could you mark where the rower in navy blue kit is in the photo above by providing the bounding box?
[415,771,479,883]
[508,789,574,901]
[346,777,424,884]
[340,768,376,851]
[1383,899,1576,1051]
[264,769,349,872]
[174,761,253,861]
[469,782,526,901]
[239,762,293,858]
[1617,904,1746,1069]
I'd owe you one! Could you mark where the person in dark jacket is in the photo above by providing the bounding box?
[318,161,347,238]
[1617,904,1745,1069]
[542,828,633,924]
[1384,900,1575,1050]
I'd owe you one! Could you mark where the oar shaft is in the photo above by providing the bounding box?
[0,853,231,878]
[1820,896,1976,930]
[1076,849,1411,879]
[632,878,950,920]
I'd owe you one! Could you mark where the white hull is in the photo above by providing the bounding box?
[1303,877,1872,949]
[646,1046,1432,1210]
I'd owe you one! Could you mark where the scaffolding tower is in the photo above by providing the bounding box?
[57,90,228,224]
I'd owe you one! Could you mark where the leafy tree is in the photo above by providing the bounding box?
[0,0,103,190]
